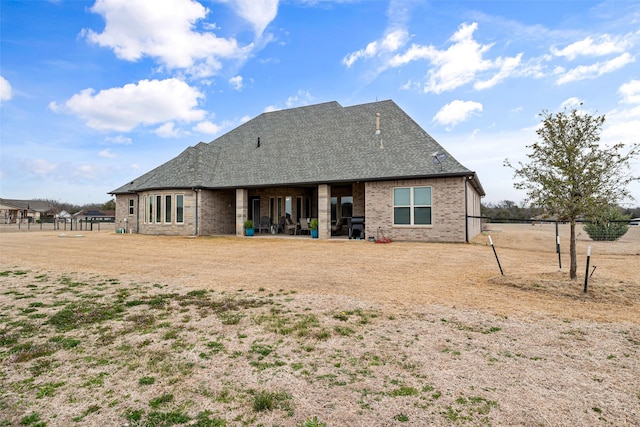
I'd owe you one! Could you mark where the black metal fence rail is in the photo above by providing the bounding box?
[3,218,116,232]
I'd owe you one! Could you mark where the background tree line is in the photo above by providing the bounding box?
[33,198,116,214]
[481,200,639,221]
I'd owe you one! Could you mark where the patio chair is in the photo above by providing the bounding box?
[331,218,343,236]
[284,217,298,235]
[257,216,271,234]
[299,218,310,235]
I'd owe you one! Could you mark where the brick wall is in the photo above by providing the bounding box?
[115,195,137,232]
[365,177,467,242]
[132,190,196,236]
[200,189,235,235]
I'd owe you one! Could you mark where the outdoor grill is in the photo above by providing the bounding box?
[349,216,365,239]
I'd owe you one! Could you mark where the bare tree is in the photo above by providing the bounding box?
[505,105,639,279]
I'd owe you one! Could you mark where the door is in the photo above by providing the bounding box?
[251,198,260,223]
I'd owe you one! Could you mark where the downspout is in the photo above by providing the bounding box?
[464,175,478,243]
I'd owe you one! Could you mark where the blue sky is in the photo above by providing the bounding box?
[1,0,639,206]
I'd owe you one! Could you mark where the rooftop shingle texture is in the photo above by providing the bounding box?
[112,100,481,194]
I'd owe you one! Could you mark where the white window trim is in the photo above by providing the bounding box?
[175,194,185,224]
[392,186,433,227]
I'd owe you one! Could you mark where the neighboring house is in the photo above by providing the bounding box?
[56,210,72,223]
[110,100,485,242]
[0,198,54,223]
[73,209,115,222]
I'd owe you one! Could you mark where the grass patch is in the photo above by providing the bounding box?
[251,390,292,413]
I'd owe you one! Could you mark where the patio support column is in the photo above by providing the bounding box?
[318,184,331,239]
[236,188,249,236]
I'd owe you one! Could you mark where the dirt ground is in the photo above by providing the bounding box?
[1,224,638,323]
[0,225,639,426]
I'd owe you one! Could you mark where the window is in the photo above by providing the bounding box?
[156,195,162,223]
[285,196,292,219]
[269,197,275,221]
[148,195,154,223]
[393,187,432,225]
[330,197,337,221]
[129,199,134,215]
[176,195,184,223]
[165,195,172,223]
[277,197,283,220]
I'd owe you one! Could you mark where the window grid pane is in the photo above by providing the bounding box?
[394,188,410,206]
[394,207,411,224]
[414,207,432,225]
[414,187,431,205]
[165,195,172,223]
[155,196,162,223]
[176,195,184,223]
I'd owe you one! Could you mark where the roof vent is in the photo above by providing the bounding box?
[257,137,260,148]
[375,113,381,135]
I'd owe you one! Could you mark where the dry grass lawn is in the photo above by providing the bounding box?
[0,224,638,426]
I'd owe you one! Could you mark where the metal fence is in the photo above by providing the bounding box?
[0,218,116,233]
[467,215,639,258]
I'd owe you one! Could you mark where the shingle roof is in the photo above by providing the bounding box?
[111,100,484,195]
[0,198,54,213]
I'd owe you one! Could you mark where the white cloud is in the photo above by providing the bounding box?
[343,29,409,68]
[551,34,633,60]
[601,105,640,146]
[0,76,12,102]
[155,122,182,138]
[433,100,483,128]
[264,90,316,112]
[560,97,584,109]
[474,53,523,90]
[556,53,635,85]
[229,75,243,91]
[23,158,58,176]
[619,80,640,104]
[193,120,223,135]
[83,0,253,77]
[601,81,640,147]
[388,22,522,94]
[104,135,132,145]
[72,164,97,180]
[223,0,279,37]
[49,78,206,132]
[98,149,117,158]
[285,90,315,108]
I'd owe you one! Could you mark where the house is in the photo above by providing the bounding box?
[56,210,72,223]
[0,198,54,223]
[110,100,485,242]
[73,209,116,222]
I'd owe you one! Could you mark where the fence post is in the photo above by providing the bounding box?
[583,246,591,293]
[555,221,562,270]
[488,235,504,275]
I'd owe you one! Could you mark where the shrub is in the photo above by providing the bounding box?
[584,207,630,241]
